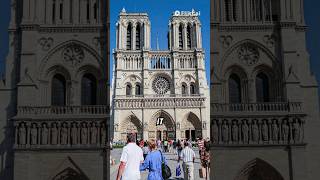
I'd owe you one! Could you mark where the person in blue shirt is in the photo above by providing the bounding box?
[140,139,168,180]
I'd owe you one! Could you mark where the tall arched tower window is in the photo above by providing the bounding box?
[126,83,132,96]
[187,25,192,49]
[190,83,196,95]
[135,83,142,96]
[182,83,187,95]
[52,74,66,106]
[229,74,242,103]
[256,73,270,102]
[178,24,183,49]
[127,23,132,50]
[81,74,97,105]
[52,0,56,23]
[136,24,141,50]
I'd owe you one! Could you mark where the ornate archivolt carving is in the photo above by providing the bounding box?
[38,37,54,51]
[62,44,85,66]
[237,43,260,66]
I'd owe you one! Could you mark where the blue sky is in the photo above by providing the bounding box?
[110,0,211,82]
[0,0,319,89]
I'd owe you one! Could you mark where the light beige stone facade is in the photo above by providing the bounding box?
[111,9,210,142]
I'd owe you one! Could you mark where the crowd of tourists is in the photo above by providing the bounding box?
[115,133,211,180]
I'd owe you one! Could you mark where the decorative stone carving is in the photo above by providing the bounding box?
[272,120,279,141]
[51,123,58,145]
[71,123,78,145]
[62,44,85,66]
[238,43,259,66]
[152,76,170,94]
[41,123,49,145]
[30,123,38,145]
[262,120,269,141]
[282,120,289,142]
[38,37,54,51]
[19,123,26,145]
[81,123,88,144]
[242,120,249,143]
[293,119,301,142]
[212,120,219,143]
[222,121,229,142]
[252,120,259,142]
[61,123,68,145]
[232,121,239,142]
[101,123,106,145]
[263,34,276,48]
[219,35,233,48]
[91,123,98,144]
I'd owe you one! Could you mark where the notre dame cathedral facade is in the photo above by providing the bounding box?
[111,9,210,142]
[0,0,109,180]
[211,0,320,180]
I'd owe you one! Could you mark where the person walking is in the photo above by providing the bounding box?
[164,139,168,152]
[142,142,149,160]
[140,139,168,180]
[179,141,196,180]
[116,133,144,180]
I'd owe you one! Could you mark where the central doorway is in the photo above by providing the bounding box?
[149,110,176,140]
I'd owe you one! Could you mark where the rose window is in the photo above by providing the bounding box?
[62,44,85,66]
[152,76,170,94]
[237,43,259,66]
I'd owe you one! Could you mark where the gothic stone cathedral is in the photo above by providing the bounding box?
[0,0,109,180]
[111,9,210,142]
[211,0,320,180]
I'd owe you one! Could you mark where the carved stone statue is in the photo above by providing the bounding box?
[41,123,49,145]
[81,123,88,144]
[272,120,279,141]
[262,120,268,141]
[242,120,249,143]
[19,123,26,145]
[232,121,238,143]
[61,123,68,145]
[252,121,259,142]
[71,123,78,145]
[101,123,106,145]
[282,120,289,142]
[30,123,38,145]
[51,123,58,145]
[91,123,97,144]
[222,121,229,143]
[293,120,300,142]
[212,121,219,143]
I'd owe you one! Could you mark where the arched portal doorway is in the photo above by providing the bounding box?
[235,158,284,180]
[149,110,175,141]
[181,112,202,141]
[120,115,143,141]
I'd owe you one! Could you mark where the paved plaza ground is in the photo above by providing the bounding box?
[110,147,206,179]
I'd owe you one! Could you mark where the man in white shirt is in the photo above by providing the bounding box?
[116,133,144,180]
[179,141,196,180]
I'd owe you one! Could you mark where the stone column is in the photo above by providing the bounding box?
[132,23,136,50]
[183,23,187,50]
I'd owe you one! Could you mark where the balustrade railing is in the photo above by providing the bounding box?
[211,102,302,113]
[114,95,205,109]
[17,106,108,116]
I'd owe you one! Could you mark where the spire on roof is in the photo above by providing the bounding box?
[121,7,126,13]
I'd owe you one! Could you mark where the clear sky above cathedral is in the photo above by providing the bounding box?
[110,0,211,83]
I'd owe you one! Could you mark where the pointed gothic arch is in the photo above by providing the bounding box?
[235,158,284,180]
[181,112,202,140]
